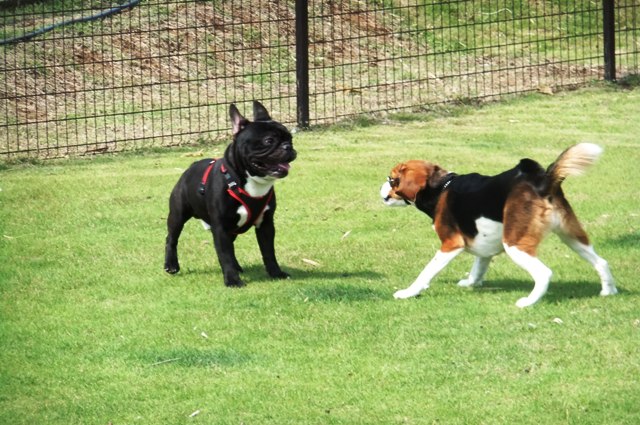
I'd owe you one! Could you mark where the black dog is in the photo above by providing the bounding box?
[164,101,297,287]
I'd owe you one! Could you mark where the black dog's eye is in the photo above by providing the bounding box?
[387,176,400,188]
[263,137,274,146]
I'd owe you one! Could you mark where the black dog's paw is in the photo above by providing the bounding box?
[269,270,290,280]
[224,275,246,287]
[164,263,180,274]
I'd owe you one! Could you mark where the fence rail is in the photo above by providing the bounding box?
[1,0,639,159]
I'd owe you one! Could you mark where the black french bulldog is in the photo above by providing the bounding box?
[164,101,297,287]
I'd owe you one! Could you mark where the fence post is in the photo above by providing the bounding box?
[603,0,615,81]
[295,0,310,129]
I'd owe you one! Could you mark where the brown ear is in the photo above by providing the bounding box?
[396,161,429,201]
[427,165,450,189]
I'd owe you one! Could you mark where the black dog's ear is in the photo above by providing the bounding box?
[229,104,249,136]
[253,100,272,121]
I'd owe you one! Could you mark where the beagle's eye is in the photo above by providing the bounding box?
[387,176,400,188]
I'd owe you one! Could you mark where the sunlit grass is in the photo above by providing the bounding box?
[1,85,639,424]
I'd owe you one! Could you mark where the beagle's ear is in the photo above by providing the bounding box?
[396,162,428,202]
[427,165,450,189]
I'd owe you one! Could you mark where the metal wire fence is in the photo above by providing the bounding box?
[1,0,639,159]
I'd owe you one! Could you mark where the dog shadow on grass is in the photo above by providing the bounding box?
[477,278,628,302]
[266,266,388,303]
[601,231,640,249]
[174,265,388,302]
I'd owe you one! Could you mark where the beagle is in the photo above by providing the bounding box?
[380,143,617,307]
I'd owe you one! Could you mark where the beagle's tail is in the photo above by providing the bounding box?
[545,142,603,194]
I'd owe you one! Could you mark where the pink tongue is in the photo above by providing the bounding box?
[278,163,291,171]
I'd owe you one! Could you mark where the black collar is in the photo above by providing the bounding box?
[441,173,457,191]
[414,172,457,219]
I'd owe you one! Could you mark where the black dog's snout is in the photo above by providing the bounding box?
[283,143,297,161]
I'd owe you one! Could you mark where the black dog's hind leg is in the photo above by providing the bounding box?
[255,215,289,280]
[164,184,193,274]
[165,213,190,274]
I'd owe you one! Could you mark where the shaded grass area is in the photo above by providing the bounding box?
[1,85,639,424]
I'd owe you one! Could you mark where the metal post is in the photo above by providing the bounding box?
[295,0,310,129]
[603,0,615,81]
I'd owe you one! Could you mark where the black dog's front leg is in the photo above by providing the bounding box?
[256,215,289,280]
[211,227,244,287]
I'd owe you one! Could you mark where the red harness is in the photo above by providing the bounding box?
[199,159,274,234]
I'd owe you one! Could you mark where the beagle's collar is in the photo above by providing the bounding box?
[441,173,457,191]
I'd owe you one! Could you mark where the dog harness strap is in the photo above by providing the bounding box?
[219,159,274,234]
[220,163,237,189]
[226,187,274,234]
[198,159,217,195]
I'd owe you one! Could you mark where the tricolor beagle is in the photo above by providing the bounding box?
[380,143,617,307]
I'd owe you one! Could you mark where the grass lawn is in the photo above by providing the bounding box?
[1,84,639,424]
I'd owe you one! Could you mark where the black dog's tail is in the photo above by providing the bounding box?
[544,142,603,195]
[516,143,603,197]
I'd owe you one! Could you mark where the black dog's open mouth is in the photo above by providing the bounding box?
[252,161,291,177]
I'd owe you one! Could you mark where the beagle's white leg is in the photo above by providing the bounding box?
[458,256,492,287]
[503,244,553,308]
[394,248,463,299]
[557,236,617,296]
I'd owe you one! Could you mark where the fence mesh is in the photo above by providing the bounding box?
[1,0,639,159]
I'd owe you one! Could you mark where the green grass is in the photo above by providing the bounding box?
[1,85,639,424]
